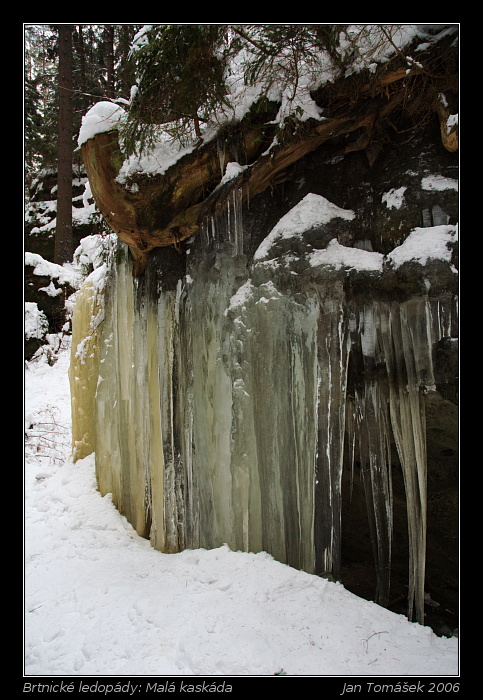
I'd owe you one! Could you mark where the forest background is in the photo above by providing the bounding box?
[25,24,143,264]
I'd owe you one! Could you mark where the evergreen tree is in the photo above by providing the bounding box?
[118,24,395,156]
[54,24,74,265]
[25,25,59,176]
[30,24,138,161]
[115,25,140,101]
[121,25,231,155]
[120,24,443,160]
[104,25,115,99]
[25,76,44,172]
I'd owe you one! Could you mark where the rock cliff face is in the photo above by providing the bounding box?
[71,52,458,634]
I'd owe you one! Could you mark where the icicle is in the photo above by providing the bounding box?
[215,185,244,257]
[343,303,394,608]
[354,378,393,608]
[314,290,350,581]
[235,186,243,256]
[379,300,429,624]
[344,404,357,504]
[82,178,452,630]
[210,216,216,252]
[217,139,226,177]
[200,218,208,252]
[200,215,218,254]
[431,297,458,342]
[343,297,437,618]
[226,193,231,247]
[231,190,237,254]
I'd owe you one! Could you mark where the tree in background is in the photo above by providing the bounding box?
[69,25,140,149]
[115,25,139,101]
[25,24,141,175]
[25,25,59,175]
[104,26,115,99]
[54,24,74,265]
[25,24,142,259]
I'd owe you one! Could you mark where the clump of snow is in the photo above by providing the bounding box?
[78,101,126,148]
[210,161,250,196]
[72,201,98,227]
[274,75,325,125]
[25,243,114,369]
[25,302,49,340]
[25,252,81,290]
[382,186,407,210]
[26,173,100,241]
[116,136,196,182]
[220,161,248,187]
[74,333,95,366]
[437,94,458,135]
[421,175,458,192]
[223,78,266,125]
[309,239,384,272]
[25,199,57,235]
[446,113,458,134]
[254,193,355,261]
[38,281,63,298]
[85,262,110,294]
[82,180,93,209]
[74,234,118,273]
[225,279,255,315]
[387,224,458,268]
[339,25,422,75]
[130,25,153,53]
[255,281,284,305]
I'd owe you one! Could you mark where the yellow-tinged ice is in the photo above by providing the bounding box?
[69,275,104,462]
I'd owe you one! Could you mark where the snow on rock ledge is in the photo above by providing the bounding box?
[251,194,457,284]
[254,193,355,262]
[387,224,458,268]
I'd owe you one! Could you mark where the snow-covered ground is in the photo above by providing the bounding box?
[24,340,459,679]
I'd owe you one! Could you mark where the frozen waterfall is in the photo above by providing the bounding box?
[69,190,458,626]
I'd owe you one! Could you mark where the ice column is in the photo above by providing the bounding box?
[380,299,430,624]
[314,284,350,580]
[348,304,393,608]
[69,274,105,462]
[343,296,439,622]
[93,249,153,540]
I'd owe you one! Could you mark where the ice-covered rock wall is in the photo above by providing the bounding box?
[70,126,458,627]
